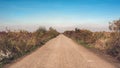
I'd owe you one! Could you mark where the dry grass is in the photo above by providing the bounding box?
[0,27,59,68]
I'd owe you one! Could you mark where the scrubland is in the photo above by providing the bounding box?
[0,27,59,67]
[64,19,120,62]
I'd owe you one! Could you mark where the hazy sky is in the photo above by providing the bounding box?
[0,0,120,32]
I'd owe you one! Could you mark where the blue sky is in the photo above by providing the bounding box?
[0,0,120,32]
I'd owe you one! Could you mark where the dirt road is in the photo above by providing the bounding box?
[6,34,117,68]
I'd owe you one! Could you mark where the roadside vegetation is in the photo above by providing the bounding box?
[64,19,120,62]
[0,27,59,68]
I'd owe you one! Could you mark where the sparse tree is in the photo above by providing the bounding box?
[109,19,120,32]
